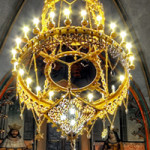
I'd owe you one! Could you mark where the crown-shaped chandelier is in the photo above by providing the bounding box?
[11,0,134,147]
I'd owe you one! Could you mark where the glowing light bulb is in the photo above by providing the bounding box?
[129,56,134,65]
[96,15,102,25]
[49,91,54,100]
[119,75,125,82]
[112,85,115,93]
[14,61,18,71]
[12,49,17,59]
[126,43,132,53]
[70,119,76,126]
[23,26,29,37]
[36,86,41,94]
[111,125,114,130]
[125,109,128,114]
[64,9,70,18]
[15,38,21,48]
[81,10,87,19]
[19,69,24,76]
[26,78,32,87]
[102,93,104,99]
[69,107,76,115]
[61,114,66,121]
[110,23,116,31]
[120,31,127,41]
[33,18,40,27]
[50,11,55,21]
[88,93,93,102]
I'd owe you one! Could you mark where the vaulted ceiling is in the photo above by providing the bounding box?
[0,0,149,108]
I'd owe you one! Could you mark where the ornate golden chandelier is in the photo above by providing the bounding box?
[11,0,134,145]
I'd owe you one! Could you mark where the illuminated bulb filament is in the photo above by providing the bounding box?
[120,75,125,82]
[12,49,17,59]
[61,114,66,121]
[102,93,104,99]
[126,43,132,53]
[81,10,87,19]
[23,26,29,37]
[110,23,116,31]
[49,91,54,100]
[14,62,18,71]
[112,85,115,93]
[120,31,127,41]
[15,38,21,48]
[19,69,24,76]
[33,18,40,27]
[129,56,134,65]
[26,78,32,88]
[64,9,70,18]
[70,119,76,126]
[50,11,55,21]
[96,15,102,25]
[88,93,93,102]
[69,107,76,115]
[36,86,41,94]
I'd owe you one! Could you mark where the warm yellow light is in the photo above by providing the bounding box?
[81,10,87,19]
[88,93,93,102]
[61,114,66,121]
[33,18,40,27]
[112,85,115,93]
[70,119,76,126]
[119,75,125,82]
[19,69,24,76]
[129,56,134,65]
[96,15,102,25]
[36,86,41,94]
[49,91,54,100]
[12,49,17,58]
[129,56,134,61]
[126,43,132,53]
[26,78,32,87]
[120,31,127,40]
[69,107,76,115]
[23,26,29,33]
[50,11,55,20]
[125,109,128,114]
[14,61,18,71]
[15,38,21,48]
[64,9,70,18]
[23,26,29,37]
[110,23,116,31]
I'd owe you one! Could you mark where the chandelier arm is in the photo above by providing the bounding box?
[87,119,96,135]
[33,53,40,87]
[95,86,106,95]
[86,2,92,28]
[105,46,109,96]
[68,64,71,88]
[27,55,34,75]
[58,0,63,28]
[108,57,120,71]
[105,112,112,125]
[111,107,118,127]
